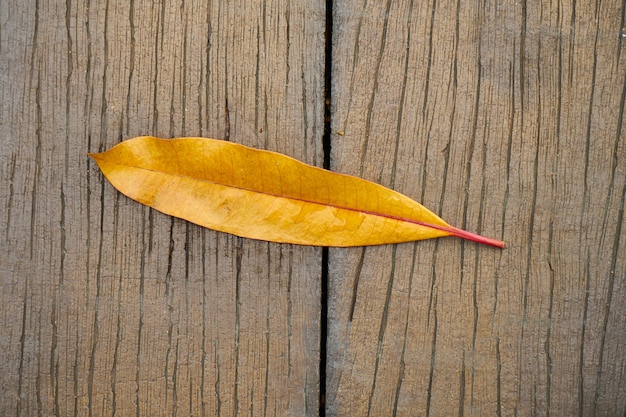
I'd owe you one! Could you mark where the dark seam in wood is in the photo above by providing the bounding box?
[111,265,123,417]
[546,220,555,416]
[285,1,291,96]
[470,230,481,410]
[182,18,189,136]
[136,208,147,417]
[578,250,591,417]
[233,237,243,416]
[592,182,626,415]
[224,97,231,142]
[98,0,110,146]
[110,117,122,415]
[554,0,563,189]
[150,0,165,134]
[164,219,176,409]
[520,47,541,413]
[30,69,42,260]
[389,2,414,411]
[366,246,397,417]
[5,153,16,242]
[469,121,489,410]
[425,287,438,417]
[36,315,43,415]
[565,13,582,404]
[82,1,93,410]
[582,13,599,237]
[591,65,626,417]
[419,114,433,204]
[456,11,472,291]
[458,345,466,417]
[421,0,437,118]
[390,0,414,190]
[172,338,180,416]
[619,0,626,61]
[87,176,106,417]
[501,57,515,243]
[516,0,528,408]
[392,352,406,417]
[169,70,177,136]
[125,0,135,133]
[301,49,311,164]
[393,242,417,416]
[286,245,294,382]
[214,235,223,415]
[17,279,28,416]
[552,22,564,411]
[184,224,192,413]
[64,0,73,179]
[341,0,367,135]
[496,337,502,417]
[360,0,392,178]
[320,4,333,413]
[567,1,576,86]
[426,241,438,330]
[349,248,366,322]
[222,6,230,142]
[84,0,93,122]
[387,3,416,411]
[461,10,482,283]
[53,186,63,417]
[470,247,479,409]
[320,247,328,416]
[323,0,333,171]
[263,245,271,417]
[73,318,79,417]
[598,50,626,239]
[28,0,40,98]
[451,0,460,103]
[189,358,194,416]
[254,14,261,142]
[199,230,208,417]
[263,91,269,150]
[203,6,212,137]
[495,56,516,322]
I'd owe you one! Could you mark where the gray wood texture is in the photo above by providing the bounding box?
[327,0,626,416]
[1,0,625,416]
[0,1,324,415]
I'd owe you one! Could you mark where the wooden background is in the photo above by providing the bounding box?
[1,0,624,416]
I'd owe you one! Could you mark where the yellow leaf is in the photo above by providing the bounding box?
[89,136,505,248]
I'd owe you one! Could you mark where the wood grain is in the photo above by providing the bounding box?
[2,0,626,416]
[327,0,626,415]
[0,0,325,415]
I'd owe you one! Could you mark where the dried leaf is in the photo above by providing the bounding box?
[89,136,505,248]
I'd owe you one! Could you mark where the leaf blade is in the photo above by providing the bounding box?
[89,136,505,248]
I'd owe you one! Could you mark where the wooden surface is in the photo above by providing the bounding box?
[0,0,324,415]
[1,1,625,417]
[327,0,626,416]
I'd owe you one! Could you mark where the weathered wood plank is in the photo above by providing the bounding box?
[0,0,325,415]
[327,0,626,415]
